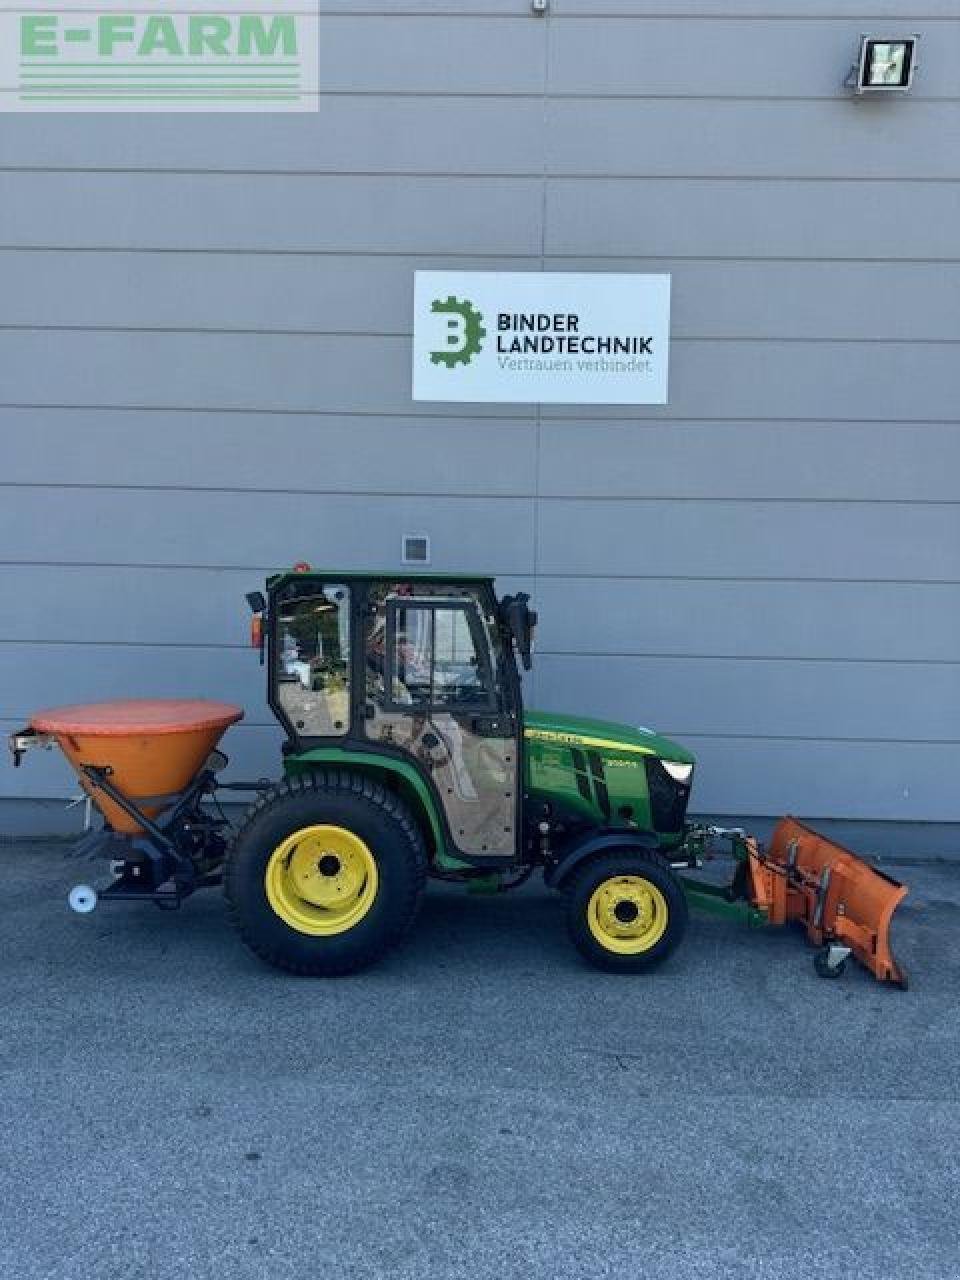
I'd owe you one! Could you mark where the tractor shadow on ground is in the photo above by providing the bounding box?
[403,880,574,974]
[397,879,792,987]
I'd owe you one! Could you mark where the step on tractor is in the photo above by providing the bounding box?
[10,569,908,986]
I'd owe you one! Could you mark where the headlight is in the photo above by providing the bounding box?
[660,760,693,784]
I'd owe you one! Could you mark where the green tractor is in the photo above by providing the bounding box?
[231,569,698,975]
[10,568,908,985]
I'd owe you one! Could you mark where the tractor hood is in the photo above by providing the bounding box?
[523,710,694,766]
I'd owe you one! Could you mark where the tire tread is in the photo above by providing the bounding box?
[564,847,688,974]
[225,769,427,975]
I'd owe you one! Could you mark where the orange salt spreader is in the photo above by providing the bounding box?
[10,699,249,911]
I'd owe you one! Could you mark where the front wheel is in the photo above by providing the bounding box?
[225,771,426,975]
[564,851,688,973]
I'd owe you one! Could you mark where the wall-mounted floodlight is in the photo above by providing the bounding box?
[849,36,919,93]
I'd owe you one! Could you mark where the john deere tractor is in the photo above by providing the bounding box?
[10,569,908,985]
[226,569,699,975]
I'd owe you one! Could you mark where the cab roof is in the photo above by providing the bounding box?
[266,569,495,588]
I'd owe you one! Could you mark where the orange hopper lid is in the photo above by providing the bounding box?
[30,698,244,737]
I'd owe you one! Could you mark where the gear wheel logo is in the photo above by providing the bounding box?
[429,295,486,368]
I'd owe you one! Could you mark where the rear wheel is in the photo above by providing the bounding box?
[225,770,427,975]
[565,851,688,973]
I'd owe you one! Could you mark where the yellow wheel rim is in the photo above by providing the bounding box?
[586,875,669,955]
[264,825,379,937]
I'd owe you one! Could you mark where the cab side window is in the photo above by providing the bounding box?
[390,603,494,710]
[275,583,350,736]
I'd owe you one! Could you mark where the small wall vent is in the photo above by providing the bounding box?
[402,534,431,565]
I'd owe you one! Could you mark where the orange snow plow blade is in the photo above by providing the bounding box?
[746,818,908,987]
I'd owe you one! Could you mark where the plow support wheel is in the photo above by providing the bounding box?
[751,818,908,988]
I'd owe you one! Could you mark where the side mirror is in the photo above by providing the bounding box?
[246,591,266,613]
[501,593,537,672]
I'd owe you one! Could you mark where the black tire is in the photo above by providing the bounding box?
[225,770,427,976]
[564,850,688,974]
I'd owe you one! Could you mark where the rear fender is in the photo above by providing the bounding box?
[285,748,452,864]
[545,829,660,890]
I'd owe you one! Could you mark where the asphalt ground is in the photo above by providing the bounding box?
[1,842,958,1280]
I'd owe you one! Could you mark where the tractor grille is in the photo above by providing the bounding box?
[644,758,692,834]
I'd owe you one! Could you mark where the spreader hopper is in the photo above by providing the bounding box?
[22,699,244,833]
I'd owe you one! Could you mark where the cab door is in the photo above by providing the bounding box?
[364,585,519,858]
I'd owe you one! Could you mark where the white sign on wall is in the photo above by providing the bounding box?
[412,271,670,405]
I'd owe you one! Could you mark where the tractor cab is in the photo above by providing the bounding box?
[262,571,528,863]
[259,570,697,873]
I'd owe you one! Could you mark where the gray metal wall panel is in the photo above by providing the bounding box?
[549,18,960,99]
[3,567,266,648]
[548,101,960,179]
[0,332,435,414]
[0,489,536,573]
[537,422,960,500]
[533,578,960,663]
[537,500,960,581]
[2,411,539,493]
[0,98,545,172]
[533,653,960,743]
[317,15,545,93]
[0,6,957,845]
[8,89,958,176]
[313,2,529,12]
[556,2,960,15]
[0,646,272,723]
[546,179,960,258]
[0,251,538,332]
[0,173,544,253]
[5,253,958,341]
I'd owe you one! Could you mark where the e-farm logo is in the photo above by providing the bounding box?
[429,296,486,368]
[6,2,320,111]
